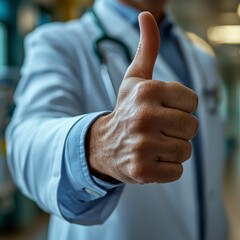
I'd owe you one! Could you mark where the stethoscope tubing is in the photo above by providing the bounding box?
[91,8,132,108]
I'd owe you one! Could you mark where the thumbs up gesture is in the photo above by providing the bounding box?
[87,12,199,184]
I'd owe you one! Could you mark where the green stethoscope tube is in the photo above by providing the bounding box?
[90,8,132,107]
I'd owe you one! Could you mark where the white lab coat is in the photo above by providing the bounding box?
[6,0,228,239]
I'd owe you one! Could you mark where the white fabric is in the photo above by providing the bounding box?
[6,0,228,239]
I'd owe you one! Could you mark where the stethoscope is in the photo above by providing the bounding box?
[91,8,132,107]
[90,8,220,115]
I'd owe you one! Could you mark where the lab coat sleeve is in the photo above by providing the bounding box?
[5,23,123,224]
[59,112,124,225]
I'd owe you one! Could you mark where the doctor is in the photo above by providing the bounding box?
[6,0,228,239]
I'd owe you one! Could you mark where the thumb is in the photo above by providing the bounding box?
[124,12,160,80]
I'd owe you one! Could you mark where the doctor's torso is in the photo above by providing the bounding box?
[26,1,228,239]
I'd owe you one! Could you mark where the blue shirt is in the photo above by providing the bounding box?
[59,0,192,219]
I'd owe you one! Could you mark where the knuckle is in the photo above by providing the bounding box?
[130,111,149,133]
[161,164,183,183]
[134,81,149,101]
[167,81,181,91]
[134,109,149,122]
[134,81,162,102]
[165,80,181,88]
[184,141,192,160]
[190,92,199,112]
[189,116,199,139]
[131,109,156,132]
[172,142,184,162]
[132,136,148,152]
[151,80,166,91]
[179,141,192,163]
[129,163,145,183]
[171,140,192,163]
[170,140,192,163]
[172,164,184,181]
[183,115,199,140]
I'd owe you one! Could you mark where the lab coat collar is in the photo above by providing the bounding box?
[93,0,208,102]
[93,0,180,83]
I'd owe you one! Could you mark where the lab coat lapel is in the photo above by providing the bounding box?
[94,0,139,58]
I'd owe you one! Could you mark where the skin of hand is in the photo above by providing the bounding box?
[86,12,199,184]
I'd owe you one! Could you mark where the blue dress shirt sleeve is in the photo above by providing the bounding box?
[58,111,124,225]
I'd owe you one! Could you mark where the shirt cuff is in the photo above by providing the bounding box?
[64,111,123,199]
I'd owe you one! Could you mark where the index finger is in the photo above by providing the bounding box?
[160,81,198,113]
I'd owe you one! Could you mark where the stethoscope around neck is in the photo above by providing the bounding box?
[90,8,220,114]
[91,8,132,108]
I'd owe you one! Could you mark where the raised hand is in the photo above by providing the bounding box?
[87,12,199,184]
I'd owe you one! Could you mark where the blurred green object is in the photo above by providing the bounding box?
[0,0,10,21]
[0,67,17,231]
[0,22,7,66]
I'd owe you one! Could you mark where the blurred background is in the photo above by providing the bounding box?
[0,0,239,239]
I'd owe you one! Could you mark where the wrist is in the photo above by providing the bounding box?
[86,113,116,182]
